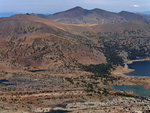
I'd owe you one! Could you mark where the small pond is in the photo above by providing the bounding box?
[0,79,15,86]
[112,85,150,98]
[46,110,70,113]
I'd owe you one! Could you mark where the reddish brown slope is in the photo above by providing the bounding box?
[0,14,106,74]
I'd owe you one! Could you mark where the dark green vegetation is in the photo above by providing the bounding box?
[81,64,111,77]
[79,27,150,77]
[28,69,49,72]
[81,28,150,77]
[78,51,121,96]
[80,41,125,79]
[97,29,150,60]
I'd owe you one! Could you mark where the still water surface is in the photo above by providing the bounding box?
[112,85,150,98]
[113,60,150,98]
[126,60,150,77]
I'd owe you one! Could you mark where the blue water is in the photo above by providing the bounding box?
[113,60,150,98]
[112,85,150,98]
[0,79,9,84]
[0,79,15,86]
[126,60,150,77]
[46,110,70,113]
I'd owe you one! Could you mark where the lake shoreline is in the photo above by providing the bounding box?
[111,58,150,90]
[126,58,150,64]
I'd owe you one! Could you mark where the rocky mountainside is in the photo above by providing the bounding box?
[1,14,150,74]
[0,14,106,74]
[37,6,150,24]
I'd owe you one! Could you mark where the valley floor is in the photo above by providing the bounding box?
[0,60,150,113]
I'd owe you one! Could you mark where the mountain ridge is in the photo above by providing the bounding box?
[34,6,150,24]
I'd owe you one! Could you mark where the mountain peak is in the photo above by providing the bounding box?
[66,6,85,12]
[91,8,105,12]
[72,6,83,10]
[119,11,134,14]
[52,6,88,18]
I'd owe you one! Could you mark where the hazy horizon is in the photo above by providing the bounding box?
[1,0,150,14]
[1,6,150,17]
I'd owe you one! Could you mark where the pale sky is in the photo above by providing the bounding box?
[0,0,150,14]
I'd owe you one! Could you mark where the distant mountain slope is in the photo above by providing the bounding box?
[46,6,125,24]
[0,14,106,74]
[118,11,146,22]
[37,6,150,24]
